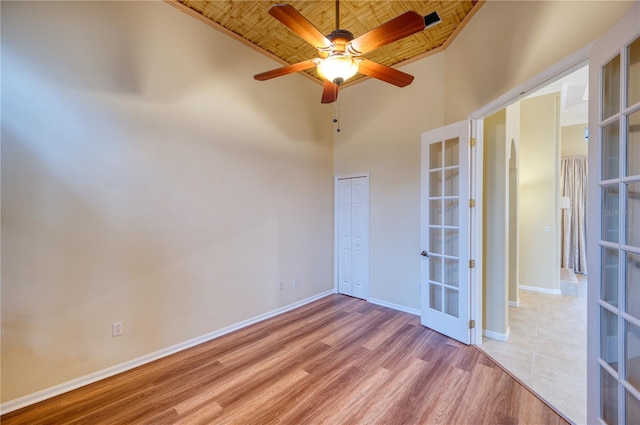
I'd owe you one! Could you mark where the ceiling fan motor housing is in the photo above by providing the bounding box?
[325,29,355,54]
[327,29,354,42]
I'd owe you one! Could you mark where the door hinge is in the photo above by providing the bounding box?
[470,137,476,147]
[469,199,476,208]
[469,320,475,329]
[469,259,475,268]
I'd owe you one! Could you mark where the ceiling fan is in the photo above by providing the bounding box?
[254,1,441,103]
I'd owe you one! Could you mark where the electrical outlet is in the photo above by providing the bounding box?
[293,277,299,286]
[112,321,124,337]
[279,281,285,291]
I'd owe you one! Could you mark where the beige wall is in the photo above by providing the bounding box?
[518,94,561,291]
[443,1,634,123]
[507,103,521,306]
[334,54,445,308]
[562,124,589,157]
[1,0,634,407]
[482,110,509,335]
[1,1,333,402]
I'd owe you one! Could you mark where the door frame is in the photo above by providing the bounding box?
[334,173,370,298]
[470,120,483,345]
[469,45,593,346]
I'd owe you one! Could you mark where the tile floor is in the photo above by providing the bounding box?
[480,274,587,425]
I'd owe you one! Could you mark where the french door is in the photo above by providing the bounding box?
[420,121,471,344]
[588,3,640,423]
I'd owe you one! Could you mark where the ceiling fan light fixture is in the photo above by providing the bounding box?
[317,53,359,85]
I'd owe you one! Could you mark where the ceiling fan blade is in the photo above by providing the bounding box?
[269,4,333,50]
[254,59,318,81]
[357,59,414,87]
[347,11,425,55]
[321,80,339,103]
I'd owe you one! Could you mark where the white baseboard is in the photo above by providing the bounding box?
[368,298,420,316]
[483,327,510,342]
[519,284,562,295]
[0,290,334,415]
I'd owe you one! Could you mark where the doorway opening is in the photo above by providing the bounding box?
[478,64,589,425]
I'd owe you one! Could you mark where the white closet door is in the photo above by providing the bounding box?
[337,176,369,299]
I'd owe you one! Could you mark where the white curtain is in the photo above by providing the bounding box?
[560,156,588,274]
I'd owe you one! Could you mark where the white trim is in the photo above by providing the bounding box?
[483,326,510,342]
[368,298,420,316]
[519,284,562,295]
[470,119,484,346]
[335,173,369,180]
[509,299,521,308]
[0,290,334,415]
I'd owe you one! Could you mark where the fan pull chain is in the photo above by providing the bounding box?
[333,103,341,133]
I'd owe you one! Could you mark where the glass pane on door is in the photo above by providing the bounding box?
[601,366,619,425]
[626,390,640,424]
[429,283,442,311]
[430,171,442,196]
[601,246,619,306]
[444,258,459,287]
[626,320,640,391]
[628,110,640,176]
[430,256,442,282]
[628,37,640,107]
[444,288,459,317]
[601,306,618,371]
[444,200,459,226]
[430,200,443,225]
[430,228,443,254]
[603,54,620,119]
[444,229,459,256]
[602,121,620,180]
[626,182,640,247]
[444,169,459,195]
[430,143,443,168]
[626,251,640,320]
[602,185,620,242]
[444,138,458,166]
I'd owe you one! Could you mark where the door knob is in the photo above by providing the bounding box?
[420,251,429,257]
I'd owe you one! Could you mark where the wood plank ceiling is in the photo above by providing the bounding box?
[167,1,484,86]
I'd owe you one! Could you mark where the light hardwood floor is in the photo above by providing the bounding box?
[2,294,569,425]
